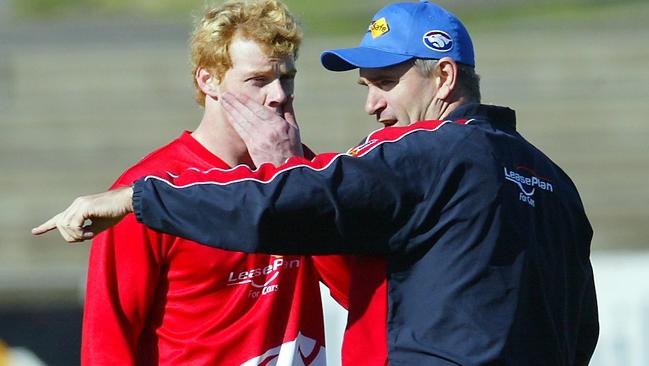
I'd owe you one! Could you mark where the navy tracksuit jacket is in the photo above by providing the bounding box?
[133,103,599,365]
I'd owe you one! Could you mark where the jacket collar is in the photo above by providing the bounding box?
[446,103,517,131]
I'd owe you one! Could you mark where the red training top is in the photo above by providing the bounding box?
[82,131,350,366]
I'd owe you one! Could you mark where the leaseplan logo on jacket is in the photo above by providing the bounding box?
[228,255,301,298]
[504,166,554,207]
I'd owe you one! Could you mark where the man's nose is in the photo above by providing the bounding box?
[364,88,386,116]
[266,79,289,109]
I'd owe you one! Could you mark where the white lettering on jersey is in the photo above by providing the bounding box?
[227,257,301,298]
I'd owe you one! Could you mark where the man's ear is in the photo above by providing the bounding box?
[434,57,458,100]
[196,68,220,98]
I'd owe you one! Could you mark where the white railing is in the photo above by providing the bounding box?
[590,252,649,366]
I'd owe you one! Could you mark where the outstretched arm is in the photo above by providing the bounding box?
[32,129,418,255]
[32,146,407,254]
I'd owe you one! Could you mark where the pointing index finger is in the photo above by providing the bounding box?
[31,213,61,235]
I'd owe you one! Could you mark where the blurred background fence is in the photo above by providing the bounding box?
[1,0,648,364]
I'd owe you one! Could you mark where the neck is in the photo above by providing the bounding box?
[427,96,469,121]
[191,104,254,168]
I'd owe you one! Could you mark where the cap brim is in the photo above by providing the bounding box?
[320,47,415,72]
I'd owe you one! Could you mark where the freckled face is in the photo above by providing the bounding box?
[218,37,296,114]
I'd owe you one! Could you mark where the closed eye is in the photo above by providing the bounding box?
[375,79,397,91]
[247,76,270,86]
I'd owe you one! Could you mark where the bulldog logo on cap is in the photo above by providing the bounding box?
[368,17,390,39]
[422,30,453,52]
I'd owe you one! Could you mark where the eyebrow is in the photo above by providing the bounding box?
[363,73,396,81]
[243,64,296,77]
[357,73,397,85]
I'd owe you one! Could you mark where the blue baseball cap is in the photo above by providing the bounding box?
[321,1,475,71]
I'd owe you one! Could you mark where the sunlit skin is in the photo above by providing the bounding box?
[193,35,297,167]
[358,57,464,127]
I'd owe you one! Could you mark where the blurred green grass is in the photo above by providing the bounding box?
[10,0,649,34]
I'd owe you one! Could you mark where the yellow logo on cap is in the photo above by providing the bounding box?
[368,17,390,39]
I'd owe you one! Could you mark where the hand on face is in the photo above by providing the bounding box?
[31,186,134,242]
[221,92,303,167]
[213,38,302,167]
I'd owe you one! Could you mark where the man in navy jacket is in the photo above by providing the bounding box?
[35,1,598,364]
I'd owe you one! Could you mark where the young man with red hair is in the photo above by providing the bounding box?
[78,1,348,364]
